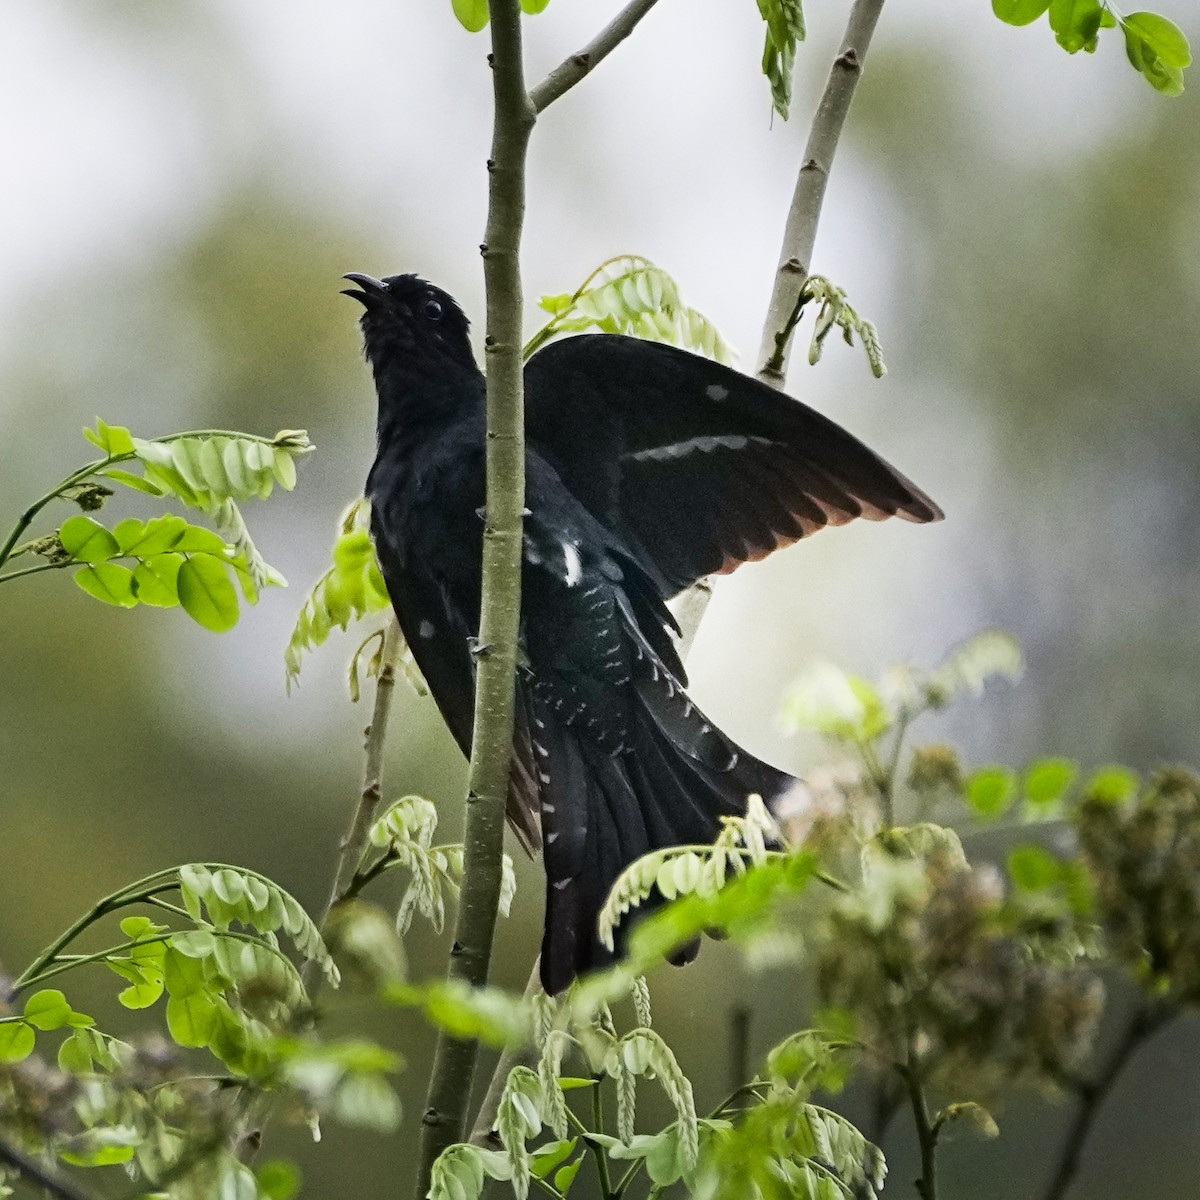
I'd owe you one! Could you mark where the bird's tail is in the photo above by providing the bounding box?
[532,646,793,995]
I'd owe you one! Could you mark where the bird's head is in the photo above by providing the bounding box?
[341,272,475,378]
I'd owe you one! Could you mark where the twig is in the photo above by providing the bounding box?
[468,958,544,1149]
[678,0,890,644]
[413,5,535,1194]
[756,0,889,385]
[1040,1000,1175,1200]
[0,1136,102,1200]
[529,0,663,114]
[897,1050,939,1200]
[326,618,403,918]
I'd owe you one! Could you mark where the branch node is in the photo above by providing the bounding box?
[836,47,862,72]
[782,257,805,274]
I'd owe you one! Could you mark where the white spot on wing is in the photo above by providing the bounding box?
[628,433,776,463]
[563,541,582,586]
[706,383,729,401]
[418,620,435,639]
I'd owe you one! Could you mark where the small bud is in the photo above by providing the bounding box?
[62,482,113,512]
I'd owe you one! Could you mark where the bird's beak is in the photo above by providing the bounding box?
[341,272,387,308]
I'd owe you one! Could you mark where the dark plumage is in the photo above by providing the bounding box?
[344,271,942,994]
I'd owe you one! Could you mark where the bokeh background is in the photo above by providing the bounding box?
[3,0,1199,1196]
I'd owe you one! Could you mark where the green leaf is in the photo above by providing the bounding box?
[1024,757,1078,814]
[520,0,551,11]
[132,554,184,607]
[554,1158,583,1193]
[530,1139,576,1179]
[59,515,119,563]
[992,0,1050,24]
[166,991,219,1047]
[1123,13,1188,94]
[84,419,135,456]
[256,1161,302,1200]
[965,766,1017,820]
[1048,0,1106,52]
[1008,844,1063,891]
[58,1031,94,1073]
[1123,11,1192,66]
[101,467,163,496]
[1084,764,1139,805]
[0,1021,35,1063]
[59,1127,139,1167]
[452,0,489,32]
[177,555,239,631]
[24,989,73,1031]
[756,0,806,119]
[74,563,137,608]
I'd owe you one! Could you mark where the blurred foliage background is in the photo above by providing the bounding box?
[2,0,1198,1195]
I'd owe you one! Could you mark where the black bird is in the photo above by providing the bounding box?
[343,272,942,994]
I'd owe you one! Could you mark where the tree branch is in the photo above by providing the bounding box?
[898,1052,939,1200]
[1040,1000,1175,1200]
[679,0,889,649]
[0,1136,102,1200]
[756,0,888,385]
[328,619,402,912]
[529,0,663,114]
[468,959,543,1150]
[414,4,535,1193]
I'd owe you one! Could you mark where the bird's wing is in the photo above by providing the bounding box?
[518,471,792,990]
[524,334,943,594]
[370,520,542,855]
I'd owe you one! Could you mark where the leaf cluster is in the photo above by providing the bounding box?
[992,1,1192,94]
[1,420,311,631]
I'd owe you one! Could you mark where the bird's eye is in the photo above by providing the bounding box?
[423,299,443,320]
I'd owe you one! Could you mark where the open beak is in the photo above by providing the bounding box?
[341,272,388,307]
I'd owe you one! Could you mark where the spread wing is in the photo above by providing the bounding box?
[524,334,943,595]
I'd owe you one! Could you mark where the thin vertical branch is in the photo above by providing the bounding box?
[680,0,890,644]
[898,1051,939,1200]
[1040,1001,1175,1200]
[414,4,535,1194]
[468,959,543,1149]
[756,0,889,385]
[328,620,402,916]
[463,2,666,1159]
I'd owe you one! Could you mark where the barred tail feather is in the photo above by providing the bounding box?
[535,655,793,995]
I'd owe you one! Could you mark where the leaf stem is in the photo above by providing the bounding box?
[0,458,113,572]
[590,1081,615,1200]
[10,879,180,997]
[0,560,71,585]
